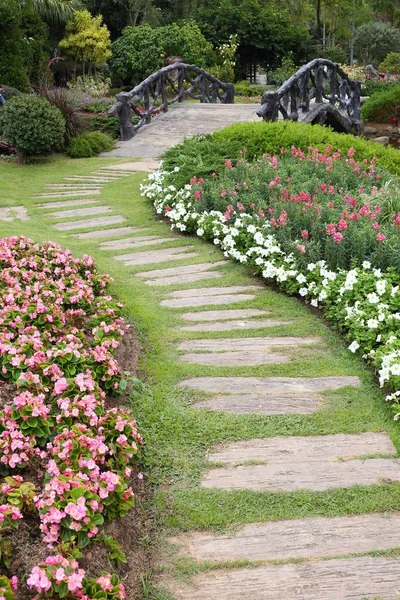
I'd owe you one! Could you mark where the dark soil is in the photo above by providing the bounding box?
[1,323,153,600]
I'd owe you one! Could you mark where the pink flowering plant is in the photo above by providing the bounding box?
[27,555,125,599]
[0,236,142,592]
[0,575,17,600]
[142,148,400,419]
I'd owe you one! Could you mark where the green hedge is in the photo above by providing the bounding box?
[67,131,114,158]
[361,85,400,122]
[234,80,266,97]
[162,121,400,188]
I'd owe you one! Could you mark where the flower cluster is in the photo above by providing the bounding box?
[0,237,142,590]
[141,157,400,419]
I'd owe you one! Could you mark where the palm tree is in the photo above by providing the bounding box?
[18,0,81,24]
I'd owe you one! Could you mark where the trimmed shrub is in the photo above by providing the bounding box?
[1,95,65,162]
[161,120,400,188]
[67,131,114,158]
[361,85,400,122]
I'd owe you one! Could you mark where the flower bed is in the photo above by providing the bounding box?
[0,236,142,599]
[141,146,400,419]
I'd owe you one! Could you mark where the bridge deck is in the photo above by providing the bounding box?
[103,103,260,159]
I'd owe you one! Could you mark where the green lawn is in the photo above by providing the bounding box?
[2,155,400,591]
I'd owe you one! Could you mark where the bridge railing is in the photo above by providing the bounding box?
[109,63,235,141]
[256,59,361,125]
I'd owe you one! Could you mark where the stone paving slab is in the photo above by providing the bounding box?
[102,160,159,171]
[179,337,320,351]
[36,199,98,209]
[73,227,148,239]
[145,271,223,286]
[207,433,396,465]
[33,190,101,198]
[161,556,400,599]
[48,206,112,218]
[193,393,321,415]
[202,457,400,491]
[161,294,257,308]
[180,320,292,332]
[178,376,361,394]
[0,207,29,222]
[64,177,118,183]
[114,246,198,266]
[168,285,262,298]
[99,236,172,250]
[45,184,102,189]
[53,215,125,231]
[136,261,226,278]
[171,513,400,562]
[180,352,290,366]
[182,309,268,321]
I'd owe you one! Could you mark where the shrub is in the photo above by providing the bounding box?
[362,79,398,96]
[161,121,400,188]
[354,21,400,67]
[361,85,400,122]
[1,94,65,162]
[268,53,297,86]
[0,84,22,101]
[85,113,121,138]
[67,74,111,98]
[37,85,87,145]
[234,81,266,97]
[67,131,114,157]
[380,52,400,75]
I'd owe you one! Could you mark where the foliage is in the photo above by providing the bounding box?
[85,113,121,139]
[339,63,368,82]
[0,0,30,92]
[1,95,65,161]
[142,147,400,416]
[0,476,36,512]
[37,85,87,145]
[268,53,297,86]
[354,21,400,66]
[19,0,79,25]
[0,85,22,101]
[67,131,114,157]
[20,7,49,82]
[0,575,16,599]
[161,121,400,189]
[96,533,127,567]
[361,85,400,122]
[59,10,112,73]
[0,136,16,158]
[362,79,398,96]
[109,22,213,86]
[215,34,239,82]
[67,74,111,98]
[234,81,266,97]
[380,52,400,74]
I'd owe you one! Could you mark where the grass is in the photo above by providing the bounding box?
[2,154,400,587]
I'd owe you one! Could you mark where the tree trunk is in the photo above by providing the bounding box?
[316,0,323,44]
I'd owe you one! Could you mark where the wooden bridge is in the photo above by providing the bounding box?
[107,59,361,158]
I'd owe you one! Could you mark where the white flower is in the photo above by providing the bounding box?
[376,280,386,296]
[196,228,204,236]
[367,318,379,329]
[296,274,307,284]
[367,292,380,304]
[348,341,360,353]
[362,261,371,269]
[299,287,308,296]
[174,166,180,172]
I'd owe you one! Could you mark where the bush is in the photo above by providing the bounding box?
[380,52,400,75]
[234,81,266,97]
[161,120,400,188]
[268,54,297,86]
[362,79,397,96]
[361,85,400,122]
[67,74,111,98]
[67,131,114,157]
[354,21,400,67]
[1,94,65,162]
[0,0,30,92]
[37,85,87,145]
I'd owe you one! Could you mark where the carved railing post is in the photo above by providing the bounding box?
[178,69,185,103]
[224,84,235,104]
[160,75,168,113]
[256,91,279,121]
[109,92,135,141]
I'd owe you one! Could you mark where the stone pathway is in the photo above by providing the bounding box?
[31,160,400,599]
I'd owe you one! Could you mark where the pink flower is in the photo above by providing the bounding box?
[54,378,68,395]
[333,232,343,243]
[301,230,309,240]
[376,233,386,241]
[296,244,306,254]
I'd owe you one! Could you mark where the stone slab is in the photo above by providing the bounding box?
[37,199,98,209]
[180,320,291,332]
[145,271,223,286]
[74,227,148,240]
[53,215,125,231]
[94,171,131,177]
[182,309,268,322]
[136,261,226,278]
[161,294,256,308]
[64,177,118,183]
[99,236,172,250]
[33,190,101,198]
[45,184,102,189]
[202,457,400,491]
[114,246,195,263]
[102,160,159,171]
[180,352,289,366]
[48,206,112,218]
[0,207,29,222]
[178,376,361,394]
[172,513,400,562]
[162,556,400,599]
[193,393,321,415]
[207,433,396,465]
[168,285,262,298]
[179,337,320,351]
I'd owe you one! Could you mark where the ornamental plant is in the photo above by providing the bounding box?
[1,95,65,162]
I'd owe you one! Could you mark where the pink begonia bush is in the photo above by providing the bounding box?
[0,236,142,595]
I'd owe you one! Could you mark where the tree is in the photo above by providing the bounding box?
[109,21,213,85]
[18,0,80,25]
[0,0,30,91]
[82,0,160,37]
[354,20,400,65]
[59,10,112,74]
